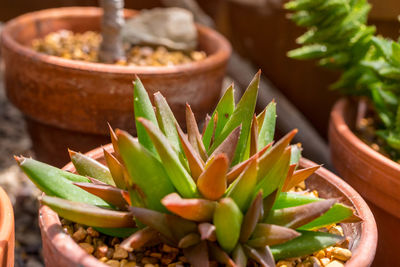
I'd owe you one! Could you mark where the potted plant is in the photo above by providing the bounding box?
[16,73,377,266]
[1,2,231,167]
[286,0,400,265]
[0,187,14,267]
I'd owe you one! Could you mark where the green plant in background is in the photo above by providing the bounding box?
[16,73,359,266]
[286,0,400,160]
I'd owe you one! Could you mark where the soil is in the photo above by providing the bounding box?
[31,30,207,66]
[355,108,400,163]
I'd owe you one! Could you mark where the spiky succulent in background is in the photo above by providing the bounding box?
[16,73,359,266]
[287,0,400,160]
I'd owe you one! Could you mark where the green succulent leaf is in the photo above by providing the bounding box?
[69,150,115,186]
[214,198,243,253]
[137,119,198,198]
[211,72,260,165]
[273,192,356,229]
[226,157,258,212]
[16,157,109,207]
[133,77,159,156]
[258,101,276,150]
[270,230,344,261]
[154,92,182,154]
[203,84,235,151]
[40,196,135,228]
[265,199,337,229]
[117,130,175,211]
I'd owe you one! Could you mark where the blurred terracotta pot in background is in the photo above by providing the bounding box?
[329,98,400,266]
[0,187,14,267]
[1,7,231,167]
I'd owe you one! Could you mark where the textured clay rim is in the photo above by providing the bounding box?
[330,98,400,183]
[301,158,377,267]
[38,144,377,267]
[1,7,232,76]
[0,186,14,266]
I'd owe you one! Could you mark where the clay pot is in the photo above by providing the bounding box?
[329,98,400,266]
[1,7,231,167]
[219,0,400,138]
[0,187,14,267]
[38,143,377,267]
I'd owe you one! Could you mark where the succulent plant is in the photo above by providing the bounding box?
[16,72,359,266]
[286,0,400,160]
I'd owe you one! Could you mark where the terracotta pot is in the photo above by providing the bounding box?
[0,187,14,267]
[219,0,400,138]
[329,98,400,266]
[38,143,377,267]
[1,6,231,167]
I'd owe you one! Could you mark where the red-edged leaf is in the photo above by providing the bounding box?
[247,224,300,247]
[209,125,241,165]
[73,182,129,210]
[250,115,259,156]
[186,104,207,161]
[120,227,158,251]
[162,193,216,222]
[243,245,275,267]
[282,165,321,192]
[184,241,210,267]
[197,154,228,200]
[176,123,205,181]
[239,191,263,242]
[103,148,126,190]
[178,233,201,248]
[227,143,271,183]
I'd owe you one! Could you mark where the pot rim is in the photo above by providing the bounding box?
[38,144,377,267]
[1,6,231,76]
[330,98,400,178]
[0,186,14,266]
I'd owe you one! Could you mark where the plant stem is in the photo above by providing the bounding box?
[99,0,125,63]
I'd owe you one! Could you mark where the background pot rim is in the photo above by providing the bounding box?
[0,186,14,266]
[38,143,377,267]
[1,6,232,76]
[330,98,400,176]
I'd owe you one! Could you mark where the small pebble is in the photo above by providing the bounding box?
[325,260,344,267]
[332,247,352,261]
[78,242,94,254]
[72,227,87,242]
[113,245,128,260]
[105,259,120,267]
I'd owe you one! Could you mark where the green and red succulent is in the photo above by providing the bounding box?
[16,72,359,266]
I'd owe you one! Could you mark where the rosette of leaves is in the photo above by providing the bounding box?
[286,0,400,160]
[16,73,360,266]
